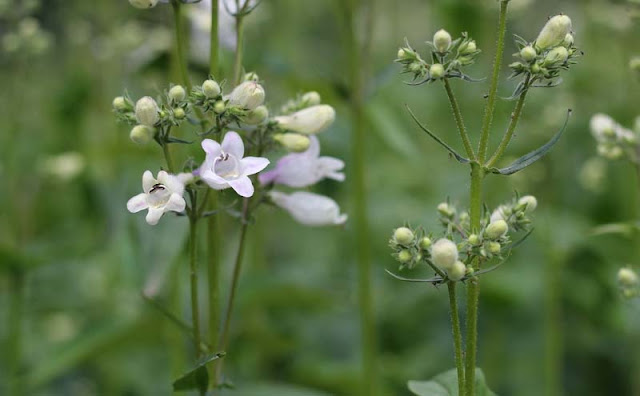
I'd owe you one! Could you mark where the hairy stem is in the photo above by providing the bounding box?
[233,15,245,86]
[448,281,465,396]
[215,199,250,383]
[162,142,175,173]
[443,78,476,160]
[487,75,531,168]
[171,0,191,90]
[477,0,510,163]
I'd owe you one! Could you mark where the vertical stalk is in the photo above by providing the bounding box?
[632,161,640,396]
[172,0,191,90]
[447,281,465,396]
[477,0,510,162]
[162,141,175,173]
[209,0,219,77]
[232,15,245,86]
[8,269,24,396]
[443,78,476,160]
[543,250,562,396]
[189,216,202,361]
[345,0,377,394]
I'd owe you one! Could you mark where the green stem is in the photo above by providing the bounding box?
[8,269,24,396]
[209,0,219,77]
[162,142,175,173]
[477,0,510,163]
[447,281,465,396]
[188,216,202,362]
[486,75,530,168]
[465,163,484,396]
[543,251,562,396]
[215,198,250,383]
[443,78,476,160]
[232,15,245,86]
[171,0,191,90]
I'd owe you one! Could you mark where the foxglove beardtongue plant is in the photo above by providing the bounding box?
[391,3,578,395]
[115,0,345,393]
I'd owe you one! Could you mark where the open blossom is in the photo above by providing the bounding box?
[273,105,336,135]
[199,131,269,197]
[269,191,347,226]
[259,136,344,188]
[127,170,193,225]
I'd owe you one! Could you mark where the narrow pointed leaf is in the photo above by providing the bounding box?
[405,105,471,164]
[385,269,445,284]
[166,136,193,144]
[489,109,571,175]
[172,352,226,392]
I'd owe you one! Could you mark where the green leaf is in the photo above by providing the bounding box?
[235,382,333,396]
[408,368,497,396]
[590,222,640,238]
[172,352,225,393]
[405,104,471,164]
[489,109,571,175]
[166,136,193,144]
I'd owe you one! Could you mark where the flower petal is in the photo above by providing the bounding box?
[127,193,149,213]
[228,176,254,197]
[221,131,244,158]
[202,139,222,156]
[241,156,270,176]
[165,194,186,213]
[145,208,164,225]
[270,191,346,226]
[142,170,156,193]
[318,157,345,181]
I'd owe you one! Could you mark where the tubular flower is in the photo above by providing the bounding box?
[127,170,193,225]
[269,191,347,226]
[273,105,336,135]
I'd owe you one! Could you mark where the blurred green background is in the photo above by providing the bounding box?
[1,0,640,395]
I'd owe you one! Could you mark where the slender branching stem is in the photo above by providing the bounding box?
[486,75,531,168]
[477,0,510,163]
[171,0,191,90]
[232,14,245,86]
[162,142,175,173]
[209,0,219,77]
[447,281,465,396]
[443,78,476,160]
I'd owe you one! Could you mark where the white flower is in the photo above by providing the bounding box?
[226,81,265,110]
[269,191,347,226]
[259,136,344,188]
[535,15,572,50]
[127,170,192,225]
[590,113,635,143]
[199,131,269,197]
[273,105,336,135]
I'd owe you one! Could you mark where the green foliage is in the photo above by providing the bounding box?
[408,368,496,396]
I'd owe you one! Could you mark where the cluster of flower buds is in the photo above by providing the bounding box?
[1,15,52,56]
[395,29,480,83]
[617,267,639,299]
[389,195,537,280]
[509,15,579,85]
[589,113,639,161]
[129,0,201,10]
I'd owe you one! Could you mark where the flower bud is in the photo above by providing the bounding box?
[430,63,445,79]
[433,29,452,53]
[535,15,572,50]
[531,63,541,74]
[437,202,455,217]
[302,91,321,106]
[618,268,638,287]
[397,249,412,264]
[393,227,414,245]
[169,85,186,102]
[468,234,479,245]
[130,125,154,144]
[517,195,538,213]
[173,108,186,119]
[485,220,508,239]
[408,62,423,74]
[244,72,259,82]
[274,105,335,135]
[112,96,127,111]
[487,241,501,255]
[448,261,467,281]
[431,238,458,270]
[227,81,265,110]
[129,0,158,9]
[242,105,269,125]
[520,46,537,62]
[397,48,407,59]
[273,133,311,153]
[213,100,226,114]
[597,144,623,160]
[544,46,569,67]
[202,79,221,98]
[135,96,160,126]
[562,33,574,48]
[459,40,477,55]
[419,237,432,250]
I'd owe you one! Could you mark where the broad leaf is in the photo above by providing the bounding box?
[172,352,225,393]
[489,109,571,175]
[408,368,497,396]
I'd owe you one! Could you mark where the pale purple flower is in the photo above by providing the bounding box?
[199,131,269,197]
[269,191,347,226]
[259,136,344,188]
[127,170,193,225]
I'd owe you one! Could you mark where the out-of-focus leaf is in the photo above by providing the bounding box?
[590,222,640,238]
[365,100,420,158]
[408,368,496,396]
[236,382,334,396]
[172,352,225,393]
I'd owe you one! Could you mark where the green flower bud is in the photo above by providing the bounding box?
[273,133,311,153]
[273,105,335,135]
[130,125,154,144]
[213,100,226,114]
[397,48,407,59]
[135,96,159,126]
[129,0,158,9]
[112,96,127,111]
[535,14,572,50]
[242,105,269,125]
[228,81,265,110]
[431,238,458,270]
[430,63,445,79]
[302,91,321,106]
[419,237,432,250]
[562,33,574,48]
[468,234,479,245]
[393,227,415,245]
[448,260,467,281]
[173,108,186,119]
[597,144,623,160]
[517,195,538,213]
[618,268,638,287]
[544,46,569,67]
[488,241,501,255]
[520,46,537,62]
[485,220,508,239]
[531,63,541,74]
[202,79,221,98]
[397,249,412,264]
[437,202,455,217]
[459,40,477,55]
[169,85,186,102]
[433,29,452,53]
[408,62,423,73]
[244,72,260,82]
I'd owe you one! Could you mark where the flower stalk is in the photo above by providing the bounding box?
[171,0,191,90]
[447,281,465,396]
